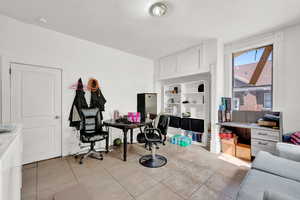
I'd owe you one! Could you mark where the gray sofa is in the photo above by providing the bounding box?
[236,143,300,200]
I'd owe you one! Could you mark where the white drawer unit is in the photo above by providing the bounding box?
[251,138,277,156]
[0,126,23,200]
[250,127,281,156]
[251,129,280,142]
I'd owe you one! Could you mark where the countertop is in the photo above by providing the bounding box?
[217,122,280,132]
[0,124,22,160]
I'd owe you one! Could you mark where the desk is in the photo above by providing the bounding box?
[217,122,282,156]
[103,120,152,161]
[217,122,280,132]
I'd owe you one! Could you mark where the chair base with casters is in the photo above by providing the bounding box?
[77,132,109,164]
[79,141,103,164]
[139,143,167,168]
[73,126,111,161]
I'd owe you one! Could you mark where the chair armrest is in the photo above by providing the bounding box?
[276,142,300,162]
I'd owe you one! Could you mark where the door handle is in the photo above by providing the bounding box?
[55,116,60,119]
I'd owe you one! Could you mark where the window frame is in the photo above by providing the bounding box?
[263,92,272,109]
[231,44,274,111]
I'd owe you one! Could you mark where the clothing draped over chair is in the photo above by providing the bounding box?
[69,78,88,130]
[69,78,106,129]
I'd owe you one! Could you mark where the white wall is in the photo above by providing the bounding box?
[280,24,300,133]
[224,23,300,134]
[0,14,154,156]
[210,39,224,153]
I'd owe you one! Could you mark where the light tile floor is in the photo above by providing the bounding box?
[22,143,249,200]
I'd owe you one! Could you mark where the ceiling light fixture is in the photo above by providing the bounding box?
[149,2,168,17]
[38,17,48,24]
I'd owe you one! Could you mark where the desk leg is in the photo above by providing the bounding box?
[130,129,133,144]
[123,129,128,161]
[105,135,109,153]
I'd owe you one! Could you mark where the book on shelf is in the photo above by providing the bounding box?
[218,97,232,122]
[221,97,232,111]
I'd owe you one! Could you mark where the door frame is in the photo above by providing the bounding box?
[0,54,63,159]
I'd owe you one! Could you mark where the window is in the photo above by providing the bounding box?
[233,98,240,110]
[263,93,272,109]
[232,45,273,111]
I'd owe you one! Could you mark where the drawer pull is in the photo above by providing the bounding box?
[258,141,268,145]
[258,133,268,136]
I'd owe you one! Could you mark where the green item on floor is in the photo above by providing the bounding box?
[113,138,122,147]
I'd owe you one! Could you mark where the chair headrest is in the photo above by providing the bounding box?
[157,115,170,135]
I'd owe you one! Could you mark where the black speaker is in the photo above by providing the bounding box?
[137,93,157,121]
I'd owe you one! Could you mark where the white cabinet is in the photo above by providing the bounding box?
[158,45,208,80]
[0,126,22,200]
[159,55,177,79]
[177,47,201,75]
[251,128,281,156]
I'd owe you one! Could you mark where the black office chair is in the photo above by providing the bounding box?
[79,108,109,164]
[139,114,170,168]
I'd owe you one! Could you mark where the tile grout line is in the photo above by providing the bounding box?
[158,160,216,200]
[134,181,170,199]
[66,157,80,183]
[160,180,191,200]
[104,145,166,199]
[35,162,38,200]
[186,171,216,200]
[26,145,244,200]
[67,153,139,199]
[36,157,79,200]
[132,167,164,199]
[153,164,190,200]
[101,163,138,200]
[201,171,237,200]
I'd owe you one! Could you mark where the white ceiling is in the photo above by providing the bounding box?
[0,0,300,59]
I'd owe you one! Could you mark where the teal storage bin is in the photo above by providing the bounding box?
[170,134,182,145]
[170,135,192,147]
[180,136,192,147]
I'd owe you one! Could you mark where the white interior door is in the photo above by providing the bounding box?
[10,63,62,164]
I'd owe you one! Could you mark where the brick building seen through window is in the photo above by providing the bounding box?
[232,45,273,111]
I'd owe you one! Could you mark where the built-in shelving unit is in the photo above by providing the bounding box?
[181,81,206,120]
[163,80,209,146]
[164,84,181,117]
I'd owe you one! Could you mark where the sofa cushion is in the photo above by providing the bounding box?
[236,169,300,200]
[276,143,300,162]
[252,151,300,182]
[263,190,299,200]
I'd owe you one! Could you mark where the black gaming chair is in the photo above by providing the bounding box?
[79,108,109,164]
